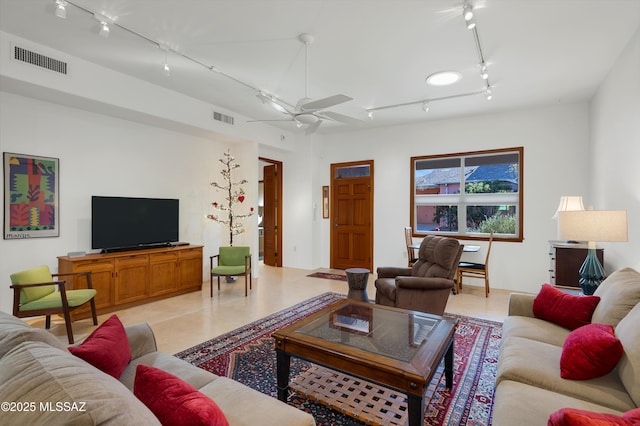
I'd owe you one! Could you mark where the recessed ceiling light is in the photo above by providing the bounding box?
[426,71,462,86]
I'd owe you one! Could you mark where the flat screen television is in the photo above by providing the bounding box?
[91,196,179,253]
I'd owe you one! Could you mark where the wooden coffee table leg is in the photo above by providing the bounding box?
[445,338,454,389]
[407,393,424,426]
[276,350,291,402]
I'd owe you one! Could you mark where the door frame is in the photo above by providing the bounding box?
[330,159,374,271]
[259,157,283,267]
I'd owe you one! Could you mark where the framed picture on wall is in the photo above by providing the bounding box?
[3,152,60,239]
[322,185,329,219]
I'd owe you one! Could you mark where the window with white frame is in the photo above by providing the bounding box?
[410,147,523,241]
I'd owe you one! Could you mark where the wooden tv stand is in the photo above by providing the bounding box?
[58,245,203,320]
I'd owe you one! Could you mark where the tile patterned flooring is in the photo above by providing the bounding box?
[30,264,511,354]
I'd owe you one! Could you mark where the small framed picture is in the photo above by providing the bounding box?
[322,185,329,219]
[4,152,60,239]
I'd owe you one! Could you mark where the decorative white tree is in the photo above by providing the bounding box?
[207,150,254,246]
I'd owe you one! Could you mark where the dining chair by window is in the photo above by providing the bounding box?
[456,232,493,297]
[405,226,418,266]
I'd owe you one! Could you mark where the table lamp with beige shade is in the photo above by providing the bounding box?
[557,210,628,295]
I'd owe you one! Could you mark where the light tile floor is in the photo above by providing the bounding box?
[30,264,511,354]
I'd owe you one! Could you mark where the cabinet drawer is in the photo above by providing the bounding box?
[179,249,201,260]
[150,252,179,262]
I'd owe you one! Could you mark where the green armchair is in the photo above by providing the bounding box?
[210,246,252,297]
[10,265,98,344]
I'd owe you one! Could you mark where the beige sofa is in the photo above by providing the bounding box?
[492,267,640,425]
[0,311,315,425]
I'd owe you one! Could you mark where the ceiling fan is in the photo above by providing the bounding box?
[251,33,362,134]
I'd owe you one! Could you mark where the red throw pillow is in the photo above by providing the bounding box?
[134,364,229,426]
[68,314,131,378]
[560,323,624,380]
[533,284,600,330]
[548,407,640,426]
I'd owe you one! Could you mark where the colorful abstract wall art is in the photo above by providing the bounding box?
[3,152,59,239]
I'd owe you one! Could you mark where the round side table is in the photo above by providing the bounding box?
[345,268,370,301]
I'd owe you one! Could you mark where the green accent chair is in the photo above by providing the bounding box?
[10,265,98,344]
[210,246,252,297]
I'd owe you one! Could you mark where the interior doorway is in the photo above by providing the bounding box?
[259,158,283,267]
[330,160,374,271]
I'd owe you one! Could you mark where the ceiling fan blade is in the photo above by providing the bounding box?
[305,119,323,135]
[321,111,365,125]
[246,119,294,123]
[299,94,352,112]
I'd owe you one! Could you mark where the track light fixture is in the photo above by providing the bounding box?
[99,21,109,37]
[485,87,493,100]
[480,62,489,80]
[55,0,67,19]
[463,4,474,21]
[93,13,114,38]
[367,110,373,120]
[422,102,430,112]
[466,17,476,30]
[159,44,171,76]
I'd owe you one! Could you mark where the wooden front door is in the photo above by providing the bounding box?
[262,162,282,267]
[330,160,374,271]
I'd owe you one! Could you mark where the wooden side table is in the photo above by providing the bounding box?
[345,268,370,301]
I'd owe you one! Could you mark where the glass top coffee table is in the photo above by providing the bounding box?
[272,299,458,425]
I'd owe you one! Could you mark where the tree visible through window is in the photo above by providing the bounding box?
[410,147,523,241]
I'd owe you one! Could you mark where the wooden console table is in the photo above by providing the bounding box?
[58,245,203,319]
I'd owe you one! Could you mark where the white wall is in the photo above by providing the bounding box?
[590,28,640,272]
[313,104,592,294]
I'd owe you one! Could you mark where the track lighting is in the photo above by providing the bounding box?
[485,88,493,100]
[159,44,170,76]
[367,110,373,120]
[480,62,489,80]
[94,13,114,38]
[466,17,476,30]
[55,0,67,19]
[422,102,430,112]
[257,92,288,114]
[99,21,109,37]
[463,4,474,22]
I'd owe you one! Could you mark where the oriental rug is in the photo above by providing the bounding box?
[175,292,502,425]
[307,272,348,281]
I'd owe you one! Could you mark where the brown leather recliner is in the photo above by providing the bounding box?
[375,235,463,316]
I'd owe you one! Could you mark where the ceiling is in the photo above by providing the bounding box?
[1,0,639,135]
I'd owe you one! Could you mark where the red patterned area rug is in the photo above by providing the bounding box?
[307,272,348,281]
[175,292,502,425]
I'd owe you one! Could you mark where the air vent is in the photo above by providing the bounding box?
[213,111,234,125]
[13,45,67,75]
